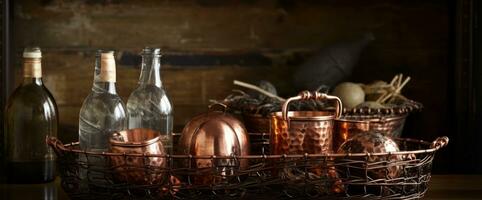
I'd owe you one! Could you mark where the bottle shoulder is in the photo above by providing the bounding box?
[5,84,58,122]
[128,86,171,103]
[6,83,57,110]
[80,92,126,115]
[130,85,169,96]
[127,85,173,113]
[80,92,126,110]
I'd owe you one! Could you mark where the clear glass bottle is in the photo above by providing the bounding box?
[127,48,173,153]
[4,47,58,183]
[79,50,127,152]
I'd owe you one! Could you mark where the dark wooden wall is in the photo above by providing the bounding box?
[9,0,458,172]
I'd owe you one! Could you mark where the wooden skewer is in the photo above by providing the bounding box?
[377,74,411,104]
[376,91,389,103]
[397,74,403,88]
[233,80,286,101]
[380,92,394,103]
[389,75,399,86]
[395,76,411,93]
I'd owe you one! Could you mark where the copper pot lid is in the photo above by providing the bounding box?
[180,104,246,142]
[178,103,250,156]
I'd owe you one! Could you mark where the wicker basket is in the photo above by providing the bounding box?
[47,133,447,200]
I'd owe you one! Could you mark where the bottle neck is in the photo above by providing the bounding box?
[22,77,43,86]
[23,57,42,78]
[92,52,117,94]
[92,82,117,94]
[138,55,162,88]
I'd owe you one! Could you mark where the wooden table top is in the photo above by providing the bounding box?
[0,175,481,199]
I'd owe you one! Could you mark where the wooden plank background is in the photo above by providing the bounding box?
[10,0,452,171]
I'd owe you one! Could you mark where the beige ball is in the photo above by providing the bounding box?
[332,82,365,109]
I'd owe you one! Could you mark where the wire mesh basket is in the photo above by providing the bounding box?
[47,134,448,200]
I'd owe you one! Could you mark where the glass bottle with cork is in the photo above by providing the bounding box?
[79,50,127,153]
[78,50,127,187]
[4,47,58,183]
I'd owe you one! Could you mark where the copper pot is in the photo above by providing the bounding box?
[110,128,166,185]
[270,91,342,155]
[178,103,250,185]
[269,91,343,193]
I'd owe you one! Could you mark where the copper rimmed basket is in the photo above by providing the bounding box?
[47,134,448,200]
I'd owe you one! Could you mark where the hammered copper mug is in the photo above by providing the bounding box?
[270,91,343,193]
[270,91,342,155]
[110,128,167,185]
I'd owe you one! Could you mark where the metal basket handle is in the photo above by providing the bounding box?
[282,91,343,122]
[46,136,68,156]
[430,136,449,149]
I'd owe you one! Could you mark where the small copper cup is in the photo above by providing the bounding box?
[110,128,167,185]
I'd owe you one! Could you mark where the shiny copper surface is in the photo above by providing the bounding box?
[270,111,335,155]
[337,132,403,179]
[270,91,342,155]
[333,114,407,150]
[178,104,250,185]
[270,91,343,193]
[110,128,166,185]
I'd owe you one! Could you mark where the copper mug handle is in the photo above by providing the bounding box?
[282,91,343,124]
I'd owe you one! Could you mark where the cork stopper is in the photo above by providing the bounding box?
[23,47,42,78]
[99,51,116,82]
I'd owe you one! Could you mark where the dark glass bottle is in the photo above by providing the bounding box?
[4,47,58,183]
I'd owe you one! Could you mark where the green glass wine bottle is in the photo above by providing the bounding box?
[4,47,58,183]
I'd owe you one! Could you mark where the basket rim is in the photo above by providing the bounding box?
[335,113,408,122]
[342,99,423,116]
[47,135,448,159]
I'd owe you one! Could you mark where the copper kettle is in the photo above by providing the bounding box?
[178,103,250,185]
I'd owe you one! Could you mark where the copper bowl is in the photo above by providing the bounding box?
[333,114,407,150]
[110,128,167,185]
